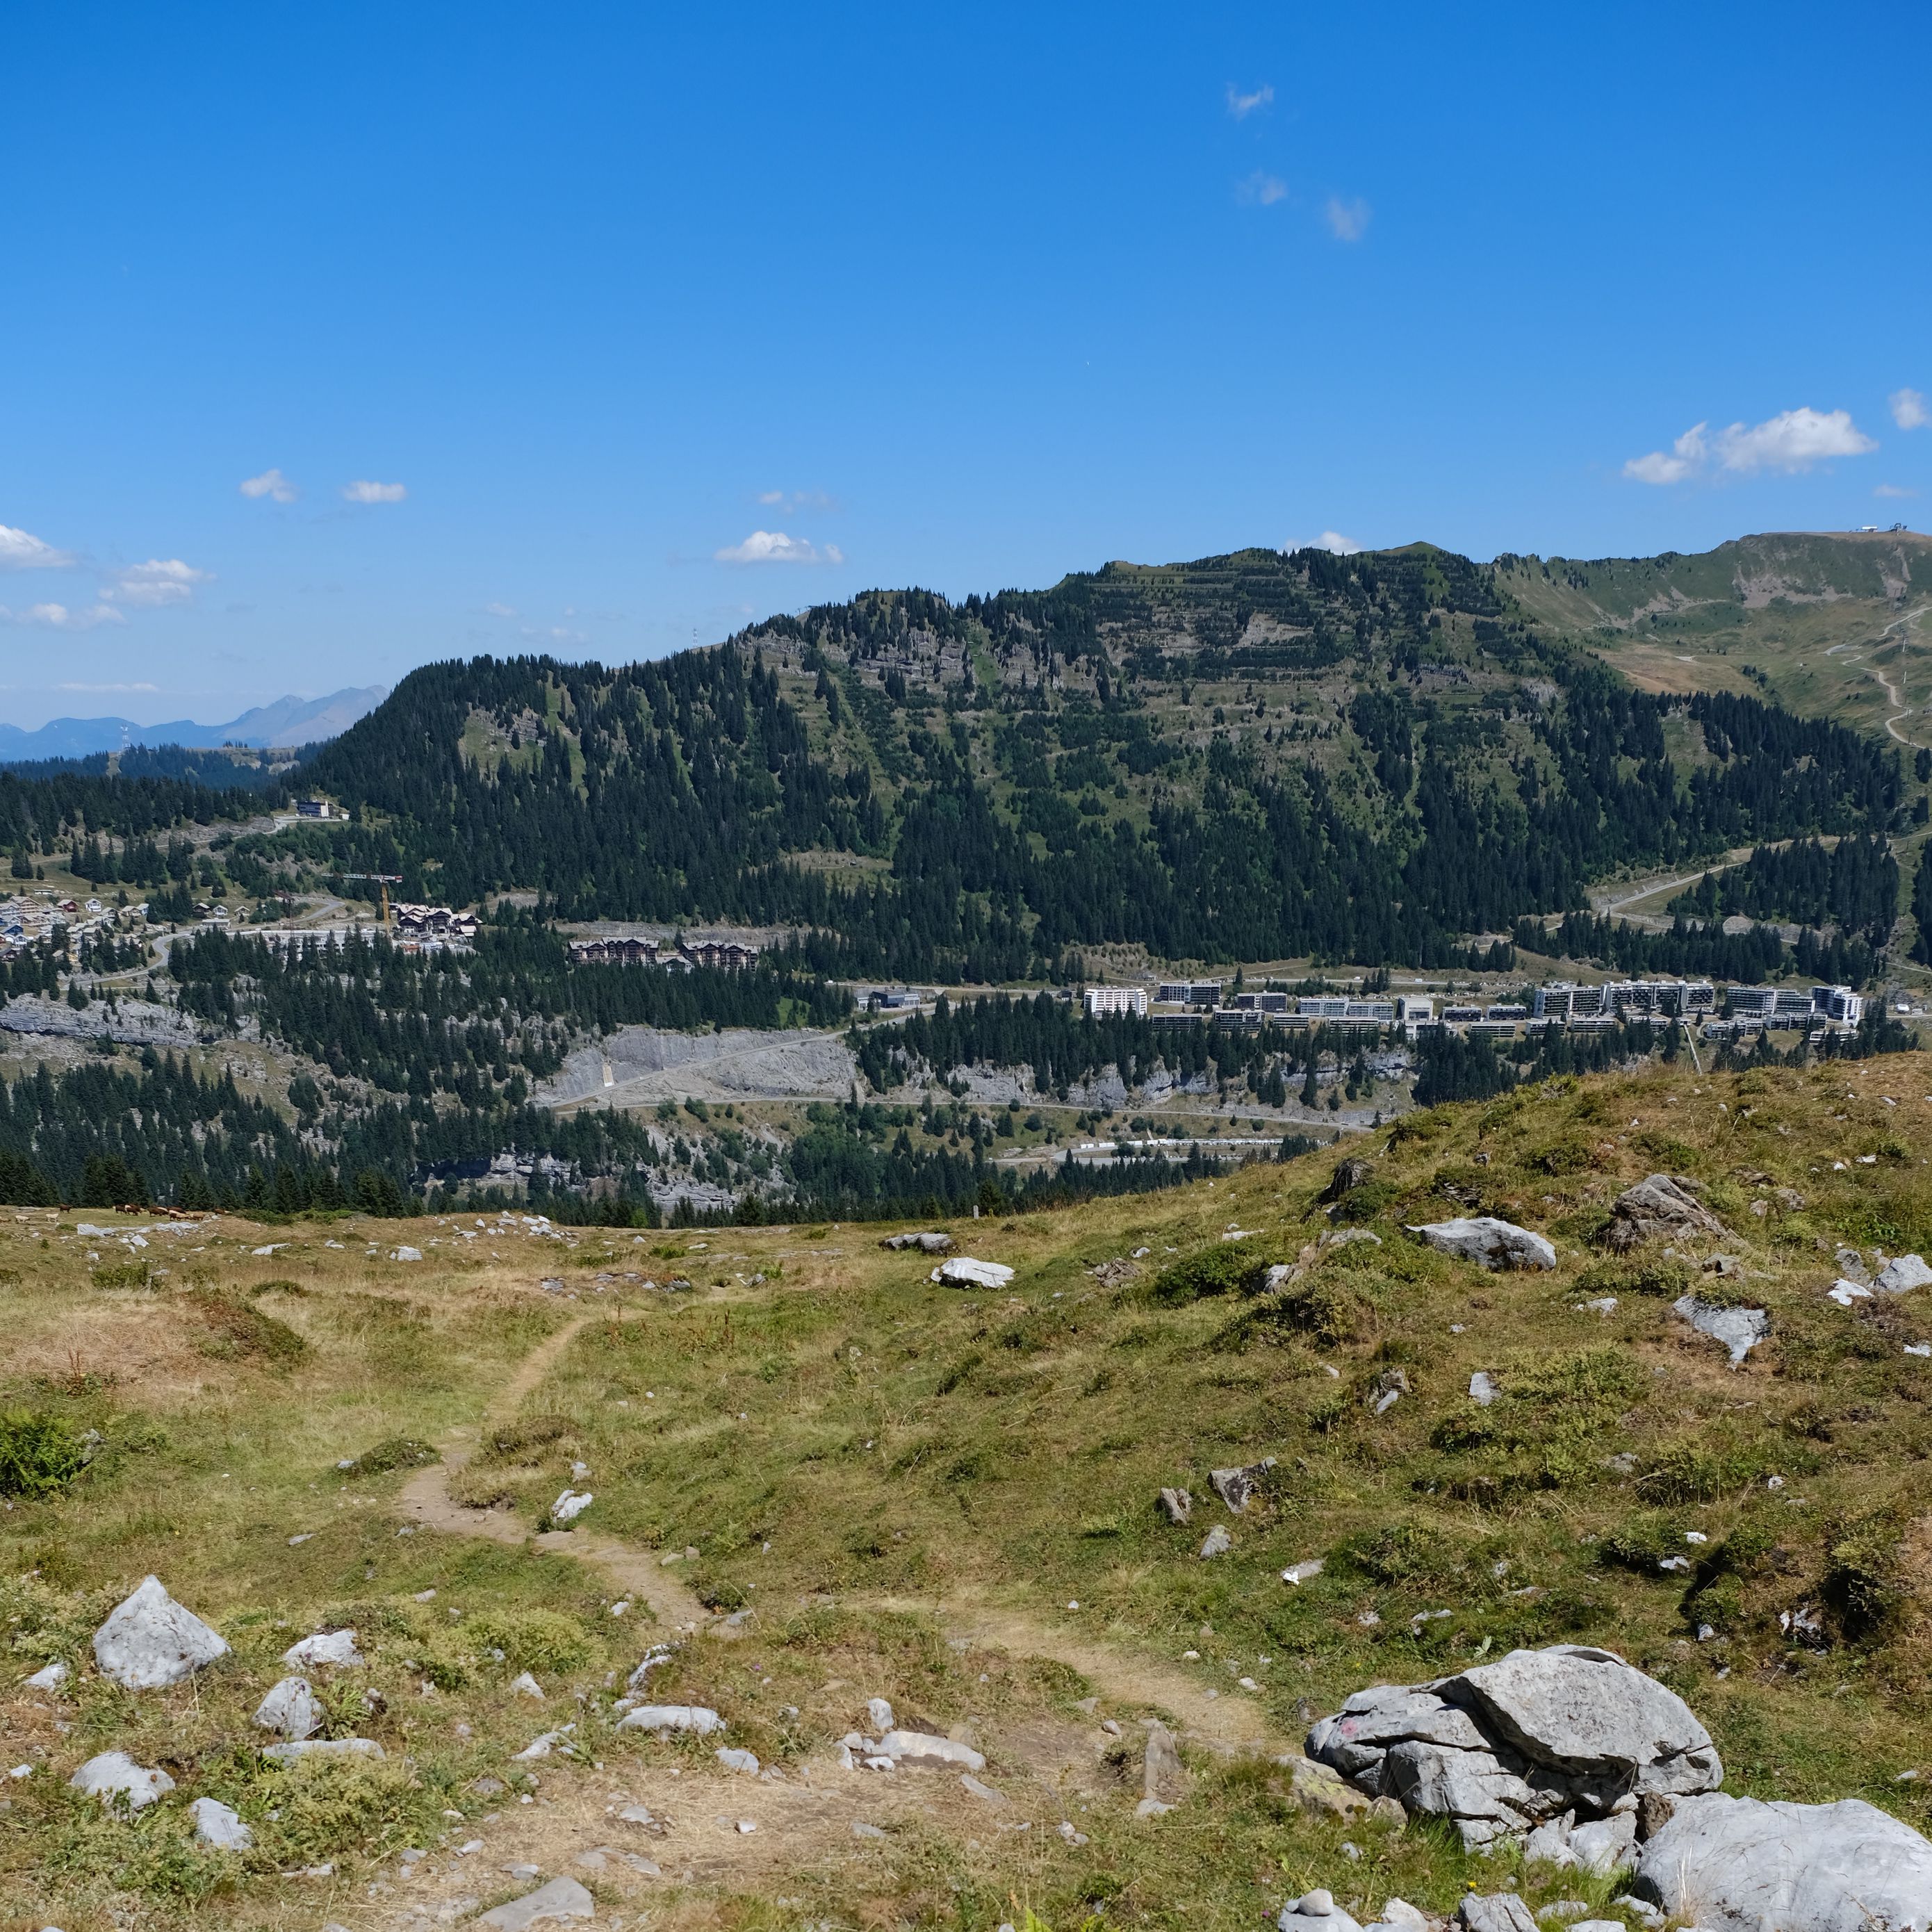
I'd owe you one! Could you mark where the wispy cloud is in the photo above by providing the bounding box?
[1874,483,1919,499]
[342,480,407,504]
[0,601,124,631]
[1324,196,1371,241]
[1226,82,1274,120]
[1892,388,1929,432]
[1314,530,1365,555]
[240,467,298,502]
[756,489,840,516]
[714,530,844,566]
[58,680,156,692]
[483,600,518,619]
[1236,171,1288,206]
[1626,407,1876,484]
[0,524,76,571]
[102,558,213,609]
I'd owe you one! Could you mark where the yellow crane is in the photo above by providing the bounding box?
[341,871,403,935]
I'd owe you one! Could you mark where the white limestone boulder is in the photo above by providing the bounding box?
[69,1750,175,1810]
[931,1257,1015,1288]
[1407,1217,1556,1271]
[253,1675,322,1740]
[92,1576,229,1690]
[615,1703,725,1735]
[189,1796,254,1849]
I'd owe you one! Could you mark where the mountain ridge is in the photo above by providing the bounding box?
[0,685,387,761]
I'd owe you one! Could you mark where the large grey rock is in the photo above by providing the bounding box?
[1632,1791,1932,1932]
[1605,1174,1727,1252]
[281,1627,363,1669]
[92,1576,229,1690]
[253,1675,321,1740]
[69,1749,174,1810]
[931,1257,1015,1288]
[1282,1892,1364,1932]
[615,1703,725,1735]
[1568,1810,1637,1876]
[1144,1718,1190,1807]
[189,1796,254,1850]
[878,1728,985,1771]
[1210,1458,1277,1512]
[883,1231,953,1253]
[1459,1900,1538,1932]
[1672,1295,1769,1368]
[1307,1644,1721,1852]
[1878,1254,1932,1295]
[262,1737,384,1764]
[1408,1217,1556,1271]
[476,1876,597,1931]
[1443,1644,1721,1796]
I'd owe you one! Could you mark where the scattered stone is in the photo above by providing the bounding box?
[616,1704,725,1735]
[509,1671,545,1699]
[189,1796,253,1850]
[263,1738,385,1765]
[1631,1791,1932,1932]
[1144,1718,1190,1807]
[391,1246,423,1263]
[717,1746,760,1774]
[931,1257,1015,1288]
[1409,1215,1556,1270]
[1672,1295,1769,1368]
[1375,1903,1427,1932]
[92,1576,230,1690]
[1877,1254,1932,1294]
[882,1231,953,1253]
[23,1660,67,1690]
[1323,1156,1375,1203]
[1836,1247,1876,1288]
[254,1676,322,1740]
[1469,1371,1499,1406]
[551,1491,593,1525]
[1578,1296,1619,1316]
[475,1876,596,1931]
[1827,1278,1874,1307]
[852,1821,887,1839]
[1159,1487,1193,1525]
[281,1628,363,1670]
[1282,1559,1325,1585]
[1281,1890,1364,1932]
[867,1696,894,1732]
[961,1773,1004,1803]
[69,1751,174,1810]
[514,1729,572,1759]
[1457,1898,1538,1932]
[1199,1524,1232,1559]
[1605,1174,1728,1252]
[1209,1458,1276,1513]
[878,1728,985,1771]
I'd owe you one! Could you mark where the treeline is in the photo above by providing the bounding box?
[1667,835,1898,944]
[1410,1022,1669,1107]
[1515,910,1881,990]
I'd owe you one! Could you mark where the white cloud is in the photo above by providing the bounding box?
[484,600,518,618]
[240,467,298,502]
[756,489,839,515]
[0,601,124,630]
[342,480,407,504]
[1237,171,1288,206]
[0,523,76,571]
[1314,530,1365,555]
[1324,195,1370,241]
[1874,483,1919,498]
[1892,388,1929,431]
[1226,83,1274,120]
[1626,407,1876,484]
[102,558,213,608]
[58,680,156,692]
[714,530,844,565]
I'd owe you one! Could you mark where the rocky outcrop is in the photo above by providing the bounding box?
[69,1750,175,1810]
[1673,1295,1769,1367]
[882,1231,953,1253]
[92,1576,229,1690]
[253,1675,321,1739]
[1305,1644,1720,1851]
[1605,1174,1728,1252]
[1631,1792,1932,1932]
[930,1257,1015,1288]
[1408,1217,1556,1271]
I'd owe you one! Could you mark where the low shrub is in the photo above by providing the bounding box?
[482,1414,573,1461]
[1145,1239,1274,1305]
[0,1411,85,1497]
[186,1288,306,1364]
[462,1606,596,1673]
[341,1436,439,1477]
[90,1261,152,1290]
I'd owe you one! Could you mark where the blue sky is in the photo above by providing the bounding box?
[2,2,1928,728]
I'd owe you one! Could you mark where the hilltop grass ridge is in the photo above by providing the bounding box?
[3,1050,1932,1926]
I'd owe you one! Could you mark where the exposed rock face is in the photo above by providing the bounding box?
[1631,1792,1932,1932]
[1605,1174,1728,1252]
[931,1257,1015,1288]
[476,1876,597,1931]
[1322,1156,1375,1204]
[92,1576,230,1690]
[1408,1217,1557,1271]
[1672,1295,1769,1367]
[1210,1458,1276,1512]
[1305,1644,1721,1850]
[882,1231,953,1253]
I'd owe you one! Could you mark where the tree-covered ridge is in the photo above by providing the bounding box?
[1666,835,1900,946]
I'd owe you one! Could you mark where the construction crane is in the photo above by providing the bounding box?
[341,872,403,935]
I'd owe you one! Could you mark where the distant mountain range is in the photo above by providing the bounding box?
[0,687,387,762]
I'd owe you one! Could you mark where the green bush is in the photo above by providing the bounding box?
[1327,1180,1401,1225]
[1573,1256,1693,1300]
[0,1411,85,1497]
[259,1753,428,1867]
[1825,1509,1911,1639]
[462,1607,595,1673]
[1216,1275,1375,1351]
[1146,1239,1274,1305]
[341,1436,439,1477]
[91,1260,152,1290]
[186,1289,306,1364]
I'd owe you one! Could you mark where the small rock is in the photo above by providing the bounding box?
[69,1750,174,1811]
[509,1672,545,1700]
[882,1231,953,1253]
[551,1490,593,1525]
[866,1696,895,1733]
[254,1676,322,1740]
[1209,1458,1276,1513]
[1199,1524,1232,1559]
[1281,1559,1325,1585]
[1409,1216,1556,1271]
[1281,1891,1364,1932]
[281,1628,363,1670]
[22,1660,67,1690]
[1827,1278,1874,1307]
[1457,1898,1538,1932]
[852,1821,887,1839]
[616,1704,725,1735]
[717,1746,760,1774]
[1877,1254,1932,1294]
[91,1576,230,1690]
[961,1773,1004,1802]
[263,1737,385,1764]
[1469,1370,1498,1406]
[1144,1717,1190,1806]
[474,1876,596,1931]
[391,1246,423,1262]
[878,1728,985,1771]
[1158,1487,1193,1525]
[190,1796,254,1850]
[1672,1295,1769,1368]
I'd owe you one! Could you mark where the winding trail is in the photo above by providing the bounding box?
[395,1304,1282,1746]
